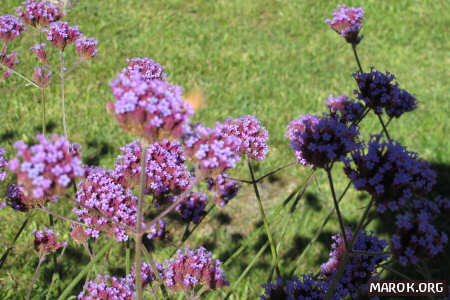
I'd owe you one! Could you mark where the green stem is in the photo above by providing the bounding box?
[142,246,169,299]
[126,240,131,275]
[60,51,67,138]
[326,169,349,249]
[0,215,30,269]
[377,114,392,141]
[1,65,39,88]
[352,43,363,73]
[26,254,46,300]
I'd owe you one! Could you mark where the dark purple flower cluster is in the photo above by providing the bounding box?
[3,184,27,212]
[0,15,26,42]
[321,229,389,299]
[183,123,241,177]
[206,174,240,207]
[261,274,326,300]
[126,261,164,290]
[176,192,208,223]
[8,134,84,208]
[74,168,137,242]
[1,49,19,81]
[325,4,365,44]
[43,21,82,50]
[33,227,66,254]
[146,219,167,240]
[78,274,135,300]
[353,68,417,118]
[219,115,269,161]
[75,37,98,59]
[325,94,364,124]
[32,66,51,88]
[107,71,193,142]
[285,114,360,169]
[163,247,229,291]
[0,147,7,181]
[17,0,65,27]
[124,57,167,82]
[391,196,448,266]
[30,43,47,64]
[344,135,436,213]
[114,140,191,202]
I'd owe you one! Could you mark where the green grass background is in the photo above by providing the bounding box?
[0,0,449,299]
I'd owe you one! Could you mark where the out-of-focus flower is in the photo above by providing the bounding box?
[146,219,167,240]
[17,0,65,27]
[33,227,66,254]
[124,57,166,82]
[176,192,208,223]
[75,37,98,59]
[43,21,82,50]
[78,274,135,300]
[30,43,48,64]
[32,66,51,88]
[3,184,28,212]
[324,94,364,124]
[261,275,326,300]
[0,147,7,181]
[1,49,19,81]
[126,262,164,291]
[0,15,26,42]
[325,4,365,44]
[206,175,240,207]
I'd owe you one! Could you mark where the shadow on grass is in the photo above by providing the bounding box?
[83,139,113,166]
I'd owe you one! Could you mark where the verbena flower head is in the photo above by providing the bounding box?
[17,0,65,27]
[3,184,28,212]
[126,262,164,291]
[353,68,417,118]
[206,174,240,207]
[391,196,448,266]
[261,275,326,300]
[33,227,66,254]
[70,224,90,245]
[146,219,167,240]
[321,229,389,299]
[74,167,137,242]
[0,15,26,42]
[8,134,84,208]
[43,21,82,50]
[163,247,229,291]
[0,147,7,181]
[344,135,436,213]
[219,115,269,161]
[75,37,98,59]
[124,57,167,82]
[32,66,51,88]
[30,43,47,64]
[183,123,241,177]
[0,49,19,81]
[325,94,364,124]
[325,4,365,44]
[176,192,208,223]
[107,71,193,142]
[78,274,135,300]
[114,140,191,203]
[285,114,360,169]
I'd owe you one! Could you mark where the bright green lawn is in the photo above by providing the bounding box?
[0,0,449,299]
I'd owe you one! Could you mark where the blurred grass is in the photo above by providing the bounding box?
[0,0,449,299]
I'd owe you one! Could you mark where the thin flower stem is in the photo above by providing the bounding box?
[377,114,391,140]
[142,246,170,299]
[350,250,391,256]
[37,206,91,228]
[60,51,68,138]
[1,66,40,88]
[0,83,32,93]
[65,59,85,77]
[352,43,363,73]
[381,264,412,280]
[136,140,149,300]
[0,215,30,269]
[126,240,131,275]
[247,158,280,277]
[41,88,46,135]
[326,168,349,250]
[26,254,46,300]
[227,161,296,184]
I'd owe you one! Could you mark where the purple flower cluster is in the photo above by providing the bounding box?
[126,261,164,290]
[32,66,51,88]
[344,135,436,213]
[0,15,25,42]
[17,0,65,27]
[163,247,229,291]
[74,168,137,242]
[0,49,19,81]
[114,140,191,202]
[325,94,364,124]
[183,123,241,177]
[325,4,365,44]
[0,147,7,181]
[3,184,27,212]
[219,115,269,161]
[78,275,135,300]
[285,114,360,169]
[261,274,326,300]
[43,21,82,50]
[391,196,448,266]
[107,71,193,142]
[33,227,66,254]
[146,219,167,240]
[30,43,47,64]
[353,68,417,118]
[8,134,84,208]
[124,57,167,82]
[75,37,98,59]
[176,192,208,223]
[206,174,240,207]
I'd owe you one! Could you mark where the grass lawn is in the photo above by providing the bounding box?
[0,0,449,298]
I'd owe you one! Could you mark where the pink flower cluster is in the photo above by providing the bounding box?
[74,168,137,242]
[107,71,193,142]
[43,21,82,51]
[114,140,191,203]
[163,247,229,292]
[0,49,19,81]
[16,0,65,27]
[219,115,269,161]
[75,37,98,59]
[32,66,51,88]
[30,43,47,64]
[33,227,66,254]
[325,4,365,44]
[8,134,84,208]
[124,57,167,82]
[0,147,7,182]
[78,275,135,300]
[0,15,25,42]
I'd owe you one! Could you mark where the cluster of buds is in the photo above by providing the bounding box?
[3,184,27,212]
[325,4,365,45]
[1,49,19,81]
[324,94,364,125]
[75,37,98,59]
[176,192,209,223]
[43,21,82,51]
[146,219,167,240]
[8,134,84,208]
[0,14,26,42]
[261,275,326,300]
[206,175,240,207]
[16,0,65,27]
[126,262,164,291]
[33,227,66,255]
[285,114,360,169]
[32,66,51,88]
[30,43,48,64]
[124,57,167,82]
[78,275,135,300]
